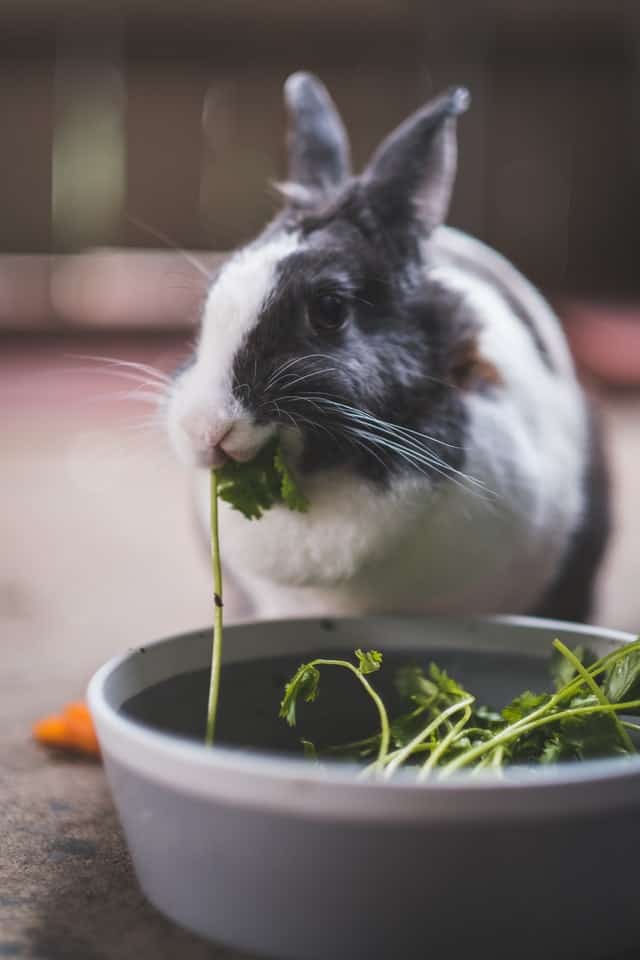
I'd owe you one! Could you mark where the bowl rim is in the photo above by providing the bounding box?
[88,613,640,824]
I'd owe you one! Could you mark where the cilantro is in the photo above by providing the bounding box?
[395,663,470,709]
[549,643,597,691]
[280,663,321,727]
[355,649,383,675]
[501,691,550,724]
[604,649,640,707]
[204,438,308,744]
[217,437,308,520]
[274,444,309,513]
[281,637,640,776]
[279,650,391,771]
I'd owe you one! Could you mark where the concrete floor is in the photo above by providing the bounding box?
[1,335,639,958]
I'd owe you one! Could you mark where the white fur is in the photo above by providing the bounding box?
[176,225,589,621]
[167,232,300,467]
[434,226,575,377]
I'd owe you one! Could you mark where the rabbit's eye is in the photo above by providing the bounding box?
[308,293,349,334]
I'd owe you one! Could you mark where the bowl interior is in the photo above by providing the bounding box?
[112,616,633,757]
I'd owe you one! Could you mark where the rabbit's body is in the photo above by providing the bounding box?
[169,76,608,623]
[191,225,603,620]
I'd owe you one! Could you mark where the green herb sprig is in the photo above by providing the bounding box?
[205,439,308,745]
[216,436,308,520]
[281,638,640,775]
[280,650,390,771]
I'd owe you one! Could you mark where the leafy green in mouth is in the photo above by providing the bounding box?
[205,438,308,744]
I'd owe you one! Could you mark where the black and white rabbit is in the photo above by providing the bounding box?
[168,72,609,622]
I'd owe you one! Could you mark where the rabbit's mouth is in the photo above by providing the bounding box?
[167,378,278,470]
[218,423,276,465]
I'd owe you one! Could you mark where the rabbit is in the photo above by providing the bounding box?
[167,72,609,624]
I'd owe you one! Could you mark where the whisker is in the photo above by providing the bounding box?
[340,429,389,472]
[302,396,463,450]
[61,365,171,393]
[345,425,492,497]
[339,415,462,472]
[65,353,171,384]
[127,215,214,280]
[276,392,492,496]
[277,368,339,391]
[265,354,338,390]
[281,394,461,465]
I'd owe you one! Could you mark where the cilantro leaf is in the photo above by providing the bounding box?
[556,713,627,760]
[395,665,438,703]
[217,438,308,520]
[216,440,280,520]
[501,691,550,724]
[279,663,321,727]
[389,711,429,749]
[355,649,383,675]
[550,643,583,690]
[428,663,469,700]
[604,648,640,707]
[274,445,309,513]
[472,704,504,729]
[539,733,569,764]
[394,663,470,707]
[549,643,596,691]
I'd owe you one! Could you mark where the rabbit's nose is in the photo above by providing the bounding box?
[180,411,233,467]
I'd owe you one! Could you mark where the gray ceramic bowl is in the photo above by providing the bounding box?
[88,615,640,960]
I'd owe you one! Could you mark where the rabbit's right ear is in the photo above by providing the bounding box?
[284,72,351,193]
[362,87,469,234]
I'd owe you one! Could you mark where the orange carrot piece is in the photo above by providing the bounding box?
[33,702,100,757]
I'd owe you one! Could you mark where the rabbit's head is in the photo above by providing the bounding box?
[169,73,483,485]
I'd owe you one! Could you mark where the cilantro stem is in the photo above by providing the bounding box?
[384,697,474,778]
[441,697,640,776]
[309,659,391,771]
[360,742,432,776]
[323,732,382,755]
[205,470,224,746]
[523,641,640,718]
[470,754,493,775]
[418,705,472,779]
[359,743,433,779]
[553,639,635,754]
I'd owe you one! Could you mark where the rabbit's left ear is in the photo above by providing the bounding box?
[284,72,351,192]
[362,87,469,233]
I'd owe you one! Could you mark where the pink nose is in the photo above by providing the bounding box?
[180,412,233,466]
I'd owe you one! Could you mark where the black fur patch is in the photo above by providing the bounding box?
[231,187,485,486]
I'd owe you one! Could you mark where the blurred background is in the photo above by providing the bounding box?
[3,0,640,731]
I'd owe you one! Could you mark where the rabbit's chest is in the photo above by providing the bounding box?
[201,411,585,618]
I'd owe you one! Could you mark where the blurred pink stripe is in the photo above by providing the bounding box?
[0,250,226,331]
[0,333,190,416]
[559,299,640,387]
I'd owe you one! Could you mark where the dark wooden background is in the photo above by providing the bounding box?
[1,0,639,316]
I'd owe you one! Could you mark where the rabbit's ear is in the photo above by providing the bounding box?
[362,87,469,233]
[284,72,351,192]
